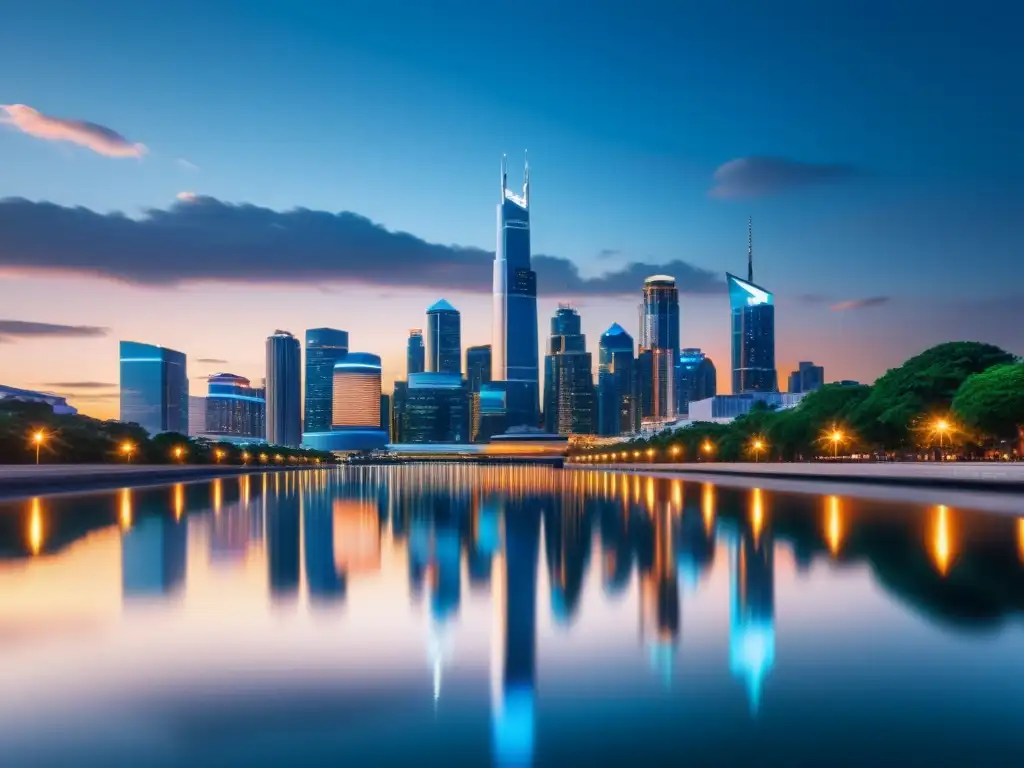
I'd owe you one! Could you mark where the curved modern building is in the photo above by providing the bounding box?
[493,154,539,429]
[426,300,461,375]
[639,275,679,422]
[727,273,777,393]
[304,352,388,452]
[204,373,265,439]
[266,330,301,447]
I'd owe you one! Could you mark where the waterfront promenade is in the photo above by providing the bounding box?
[0,464,318,499]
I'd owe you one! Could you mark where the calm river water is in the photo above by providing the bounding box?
[0,466,1022,766]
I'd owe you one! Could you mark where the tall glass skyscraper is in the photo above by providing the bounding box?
[403,372,470,443]
[493,154,539,429]
[639,275,679,422]
[727,274,777,393]
[466,345,492,392]
[205,373,265,439]
[119,340,188,436]
[265,330,302,447]
[543,306,594,435]
[407,329,425,376]
[676,348,717,416]
[426,299,461,375]
[598,323,638,436]
[304,328,348,434]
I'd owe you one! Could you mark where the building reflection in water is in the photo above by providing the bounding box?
[303,492,345,604]
[679,483,716,592]
[640,500,679,684]
[267,486,301,602]
[121,514,187,598]
[545,492,591,625]
[492,499,541,767]
[728,488,775,715]
[468,499,500,591]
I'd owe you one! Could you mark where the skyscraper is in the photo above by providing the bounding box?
[676,348,717,416]
[119,341,189,436]
[598,323,639,436]
[407,329,425,376]
[404,372,470,443]
[542,306,594,435]
[304,328,348,434]
[729,220,777,394]
[788,362,824,394]
[426,300,461,375]
[265,330,301,447]
[639,275,679,422]
[204,373,265,439]
[332,353,382,429]
[466,345,492,392]
[493,154,539,429]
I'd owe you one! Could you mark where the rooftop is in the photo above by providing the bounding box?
[427,299,458,313]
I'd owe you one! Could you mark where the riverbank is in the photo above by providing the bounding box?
[0,464,324,500]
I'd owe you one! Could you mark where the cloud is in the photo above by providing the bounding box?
[38,381,115,389]
[709,156,856,198]
[196,358,228,364]
[176,191,198,202]
[595,248,620,260]
[176,158,199,171]
[0,320,109,343]
[830,297,891,311]
[0,196,723,296]
[0,104,146,158]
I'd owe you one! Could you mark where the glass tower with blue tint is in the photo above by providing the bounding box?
[492,154,539,429]
[407,329,425,377]
[727,274,777,393]
[119,340,188,436]
[542,306,594,435]
[639,275,679,422]
[265,330,302,447]
[426,299,462,375]
[598,323,638,436]
[304,328,348,434]
[676,348,717,416]
[204,373,265,439]
[465,344,492,393]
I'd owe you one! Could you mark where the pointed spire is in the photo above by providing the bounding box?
[501,154,507,200]
[523,149,530,207]
[747,215,753,284]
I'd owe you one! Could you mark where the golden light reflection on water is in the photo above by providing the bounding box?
[826,496,843,557]
[671,480,683,512]
[1017,518,1024,564]
[702,483,715,533]
[173,484,185,521]
[750,488,765,546]
[930,505,955,576]
[27,497,43,556]
[213,478,223,513]
[119,488,133,530]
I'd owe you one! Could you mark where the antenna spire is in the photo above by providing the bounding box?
[523,149,529,206]
[747,215,753,284]
[501,154,507,200]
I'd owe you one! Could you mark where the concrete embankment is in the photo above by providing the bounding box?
[0,464,324,500]
[574,462,1024,493]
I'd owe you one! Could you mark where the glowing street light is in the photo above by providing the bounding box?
[215,449,225,463]
[646,447,655,461]
[241,451,250,465]
[934,418,951,451]
[121,441,135,463]
[750,437,766,462]
[633,450,641,460]
[701,440,714,459]
[173,445,185,463]
[32,430,46,465]
[670,445,682,460]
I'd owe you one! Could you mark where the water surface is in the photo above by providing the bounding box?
[1,466,1023,766]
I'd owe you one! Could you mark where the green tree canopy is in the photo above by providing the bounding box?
[952,363,1024,443]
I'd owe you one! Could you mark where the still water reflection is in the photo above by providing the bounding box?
[1,466,1023,765]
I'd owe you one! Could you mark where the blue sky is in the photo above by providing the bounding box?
[1,0,1021,415]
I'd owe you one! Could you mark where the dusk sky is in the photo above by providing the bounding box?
[1,0,1020,419]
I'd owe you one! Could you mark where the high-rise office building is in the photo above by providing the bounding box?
[119,341,189,436]
[188,396,207,437]
[788,362,824,394]
[380,393,392,440]
[403,372,470,443]
[598,323,639,436]
[304,328,348,434]
[407,329,425,376]
[542,306,594,435]
[493,154,539,429]
[391,381,408,442]
[204,372,265,439]
[265,330,302,447]
[466,345,492,393]
[426,300,461,375]
[676,348,717,416]
[728,220,777,393]
[639,275,679,422]
[332,353,382,429]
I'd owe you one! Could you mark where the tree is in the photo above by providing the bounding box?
[953,363,1024,455]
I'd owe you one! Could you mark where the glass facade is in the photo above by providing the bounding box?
[598,323,638,436]
[466,344,492,393]
[119,340,188,436]
[640,276,679,421]
[407,330,425,377]
[403,372,470,444]
[543,306,594,435]
[676,348,717,416]
[304,328,348,434]
[266,331,302,447]
[493,158,539,429]
[788,361,824,394]
[204,373,265,439]
[426,300,462,375]
[727,274,777,394]
[332,353,382,429]
[476,382,508,442]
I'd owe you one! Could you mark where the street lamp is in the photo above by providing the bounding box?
[215,449,225,463]
[831,429,843,459]
[32,430,46,465]
[121,441,135,463]
[241,451,250,465]
[934,419,950,453]
[173,446,185,463]
[701,440,714,459]
[751,438,766,462]
[671,444,682,460]
[646,448,655,461]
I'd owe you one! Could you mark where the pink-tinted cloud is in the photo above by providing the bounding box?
[0,104,146,158]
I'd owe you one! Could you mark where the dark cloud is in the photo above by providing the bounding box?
[196,358,228,364]
[38,381,115,389]
[710,156,856,198]
[830,297,891,311]
[0,320,109,342]
[0,196,723,296]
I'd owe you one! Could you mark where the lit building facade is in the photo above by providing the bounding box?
[788,361,824,394]
[265,330,302,447]
[676,348,717,416]
[204,373,265,439]
[639,275,679,422]
[407,329,425,376]
[188,396,207,436]
[728,274,777,393]
[542,306,594,435]
[466,344,492,393]
[597,323,638,436]
[0,384,77,416]
[304,328,349,433]
[403,372,470,444]
[119,340,188,436]
[332,353,382,429]
[426,299,461,375]
[688,392,804,422]
[493,155,539,429]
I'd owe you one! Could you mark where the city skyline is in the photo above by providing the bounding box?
[2,2,1021,419]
